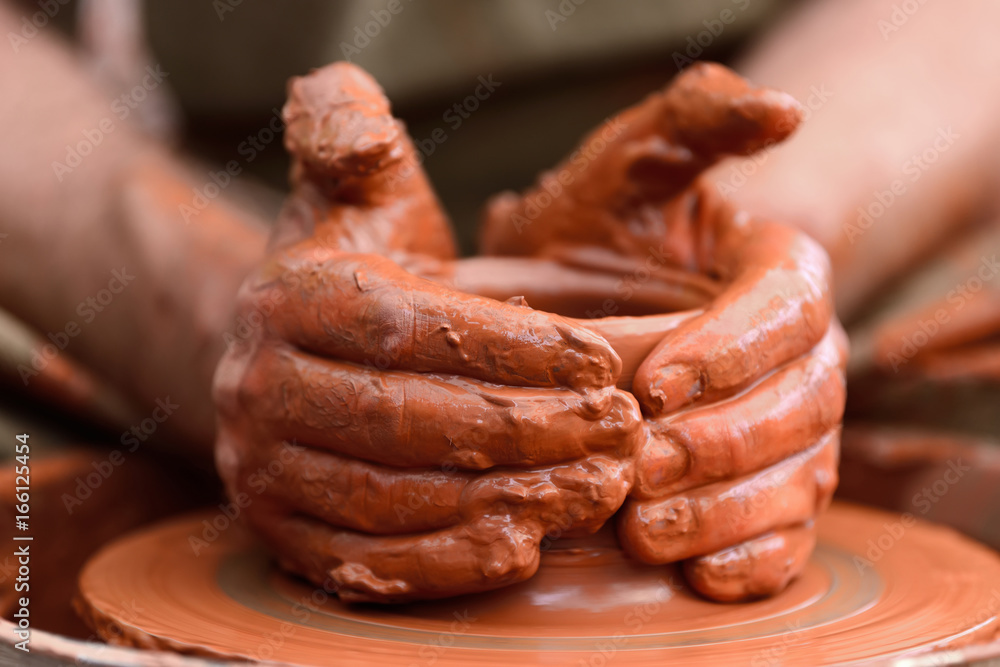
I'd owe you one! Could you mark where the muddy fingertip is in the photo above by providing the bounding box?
[553,323,622,390]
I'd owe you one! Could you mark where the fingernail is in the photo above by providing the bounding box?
[636,433,690,496]
[648,364,703,414]
[555,325,620,389]
[643,497,696,542]
[505,295,530,308]
[577,386,614,419]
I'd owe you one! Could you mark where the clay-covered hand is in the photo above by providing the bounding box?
[212,63,644,603]
[480,63,848,601]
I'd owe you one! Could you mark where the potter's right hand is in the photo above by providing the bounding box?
[479,63,846,602]
[212,62,643,603]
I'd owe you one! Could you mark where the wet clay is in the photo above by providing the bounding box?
[75,503,1000,666]
[0,449,214,639]
[212,61,845,604]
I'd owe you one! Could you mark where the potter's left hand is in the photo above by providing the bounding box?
[479,63,847,601]
[214,63,646,603]
[617,216,847,602]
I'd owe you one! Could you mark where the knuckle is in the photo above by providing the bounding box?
[229,346,280,417]
[363,287,414,364]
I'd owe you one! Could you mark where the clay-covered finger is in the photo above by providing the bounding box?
[275,62,457,259]
[253,508,544,603]
[617,431,838,564]
[258,249,621,390]
[480,63,804,257]
[283,61,402,178]
[442,255,711,390]
[633,219,835,416]
[246,450,631,603]
[581,311,703,391]
[236,438,632,537]
[458,454,633,538]
[661,62,804,159]
[632,325,847,499]
[240,345,643,469]
[683,523,816,602]
[235,439,471,534]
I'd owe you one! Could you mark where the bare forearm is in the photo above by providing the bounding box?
[718,0,1000,319]
[0,3,267,457]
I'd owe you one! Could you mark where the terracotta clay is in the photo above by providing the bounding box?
[75,504,1000,666]
[0,449,215,639]
[213,61,845,604]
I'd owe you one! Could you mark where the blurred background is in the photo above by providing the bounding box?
[0,0,999,655]
[84,0,792,251]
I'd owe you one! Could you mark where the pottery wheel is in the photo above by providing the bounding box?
[76,502,1000,666]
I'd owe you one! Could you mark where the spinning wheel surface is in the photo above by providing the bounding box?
[77,502,1000,666]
